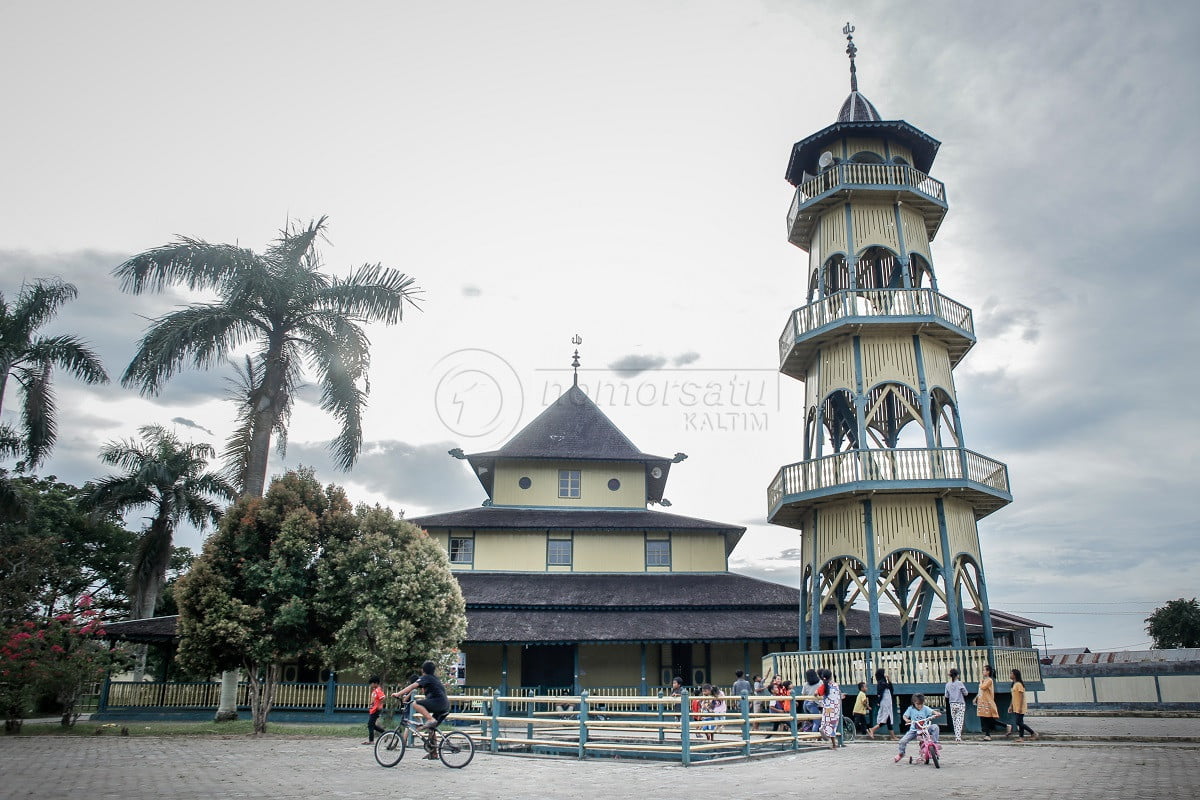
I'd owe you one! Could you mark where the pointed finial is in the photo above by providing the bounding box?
[570,334,582,386]
[843,22,858,92]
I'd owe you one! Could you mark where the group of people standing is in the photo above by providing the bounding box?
[974,664,1037,742]
[673,662,1036,749]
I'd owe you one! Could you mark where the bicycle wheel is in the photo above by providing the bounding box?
[931,746,940,769]
[840,716,856,743]
[437,731,475,768]
[374,730,406,767]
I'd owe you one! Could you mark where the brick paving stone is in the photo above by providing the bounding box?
[2,735,1199,800]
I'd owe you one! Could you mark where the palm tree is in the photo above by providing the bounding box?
[86,424,235,681]
[114,217,420,497]
[88,424,235,618]
[0,279,109,468]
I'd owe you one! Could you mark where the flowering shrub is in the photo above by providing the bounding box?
[1,595,123,731]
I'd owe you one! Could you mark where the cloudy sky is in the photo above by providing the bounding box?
[3,1,1197,651]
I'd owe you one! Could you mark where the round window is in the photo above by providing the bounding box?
[608,478,621,491]
[518,476,532,490]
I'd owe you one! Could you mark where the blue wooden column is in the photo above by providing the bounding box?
[936,499,965,647]
[864,500,882,649]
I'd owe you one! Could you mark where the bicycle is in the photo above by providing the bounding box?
[906,717,940,768]
[840,713,857,743]
[373,700,475,769]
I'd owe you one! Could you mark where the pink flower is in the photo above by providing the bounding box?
[49,645,65,654]
[79,594,94,608]
[12,632,31,641]
[54,613,73,622]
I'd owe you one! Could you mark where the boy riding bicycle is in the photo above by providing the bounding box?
[392,660,451,759]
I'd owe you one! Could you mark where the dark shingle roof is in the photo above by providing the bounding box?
[468,384,665,462]
[837,91,882,122]
[411,506,744,535]
[463,384,674,501]
[785,120,942,183]
[457,571,794,609]
[95,576,959,647]
[465,608,799,644]
[101,616,181,643]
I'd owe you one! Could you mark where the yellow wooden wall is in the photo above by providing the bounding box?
[814,502,866,561]
[437,527,728,573]
[872,496,941,559]
[491,459,646,508]
[851,204,901,254]
[943,498,981,562]
[860,335,919,389]
[920,338,956,399]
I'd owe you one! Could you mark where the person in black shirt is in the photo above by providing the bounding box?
[392,660,450,731]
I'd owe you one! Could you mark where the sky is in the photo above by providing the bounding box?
[2,1,1198,652]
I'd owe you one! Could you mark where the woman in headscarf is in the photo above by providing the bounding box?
[973,663,1011,740]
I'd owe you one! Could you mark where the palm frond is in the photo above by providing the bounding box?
[264,217,329,272]
[26,335,109,385]
[122,305,261,395]
[298,321,369,471]
[12,279,79,338]
[320,264,422,325]
[113,239,259,294]
[84,475,157,517]
[18,359,54,468]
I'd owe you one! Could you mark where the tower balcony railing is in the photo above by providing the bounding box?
[777,288,975,368]
[767,447,1011,520]
[787,163,947,249]
[764,645,1043,691]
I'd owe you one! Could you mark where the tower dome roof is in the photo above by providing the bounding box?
[837,91,882,122]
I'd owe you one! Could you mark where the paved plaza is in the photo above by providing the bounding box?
[3,721,1199,800]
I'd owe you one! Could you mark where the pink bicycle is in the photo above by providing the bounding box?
[907,717,941,768]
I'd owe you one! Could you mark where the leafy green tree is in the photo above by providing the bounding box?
[174,469,358,734]
[0,279,109,469]
[0,472,134,627]
[1145,598,1200,649]
[113,217,421,498]
[316,505,465,685]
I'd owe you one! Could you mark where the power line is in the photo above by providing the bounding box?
[1009,610,1148,616]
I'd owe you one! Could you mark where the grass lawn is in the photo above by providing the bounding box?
[13,720,363,737]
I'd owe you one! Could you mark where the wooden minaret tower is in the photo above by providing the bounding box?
[768,24,1013,653]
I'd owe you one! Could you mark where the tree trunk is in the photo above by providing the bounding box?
[247,663,280,736]
[214,670,240,722]
[242,345,286,500]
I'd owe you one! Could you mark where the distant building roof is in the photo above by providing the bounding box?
[1046,648,1200,666]
[938,608,1053,630]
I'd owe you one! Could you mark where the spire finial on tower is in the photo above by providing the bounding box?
[570,334,583,386]
[843,22,859,92]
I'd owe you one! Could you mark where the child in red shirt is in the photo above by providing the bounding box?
[363,676,386,744]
